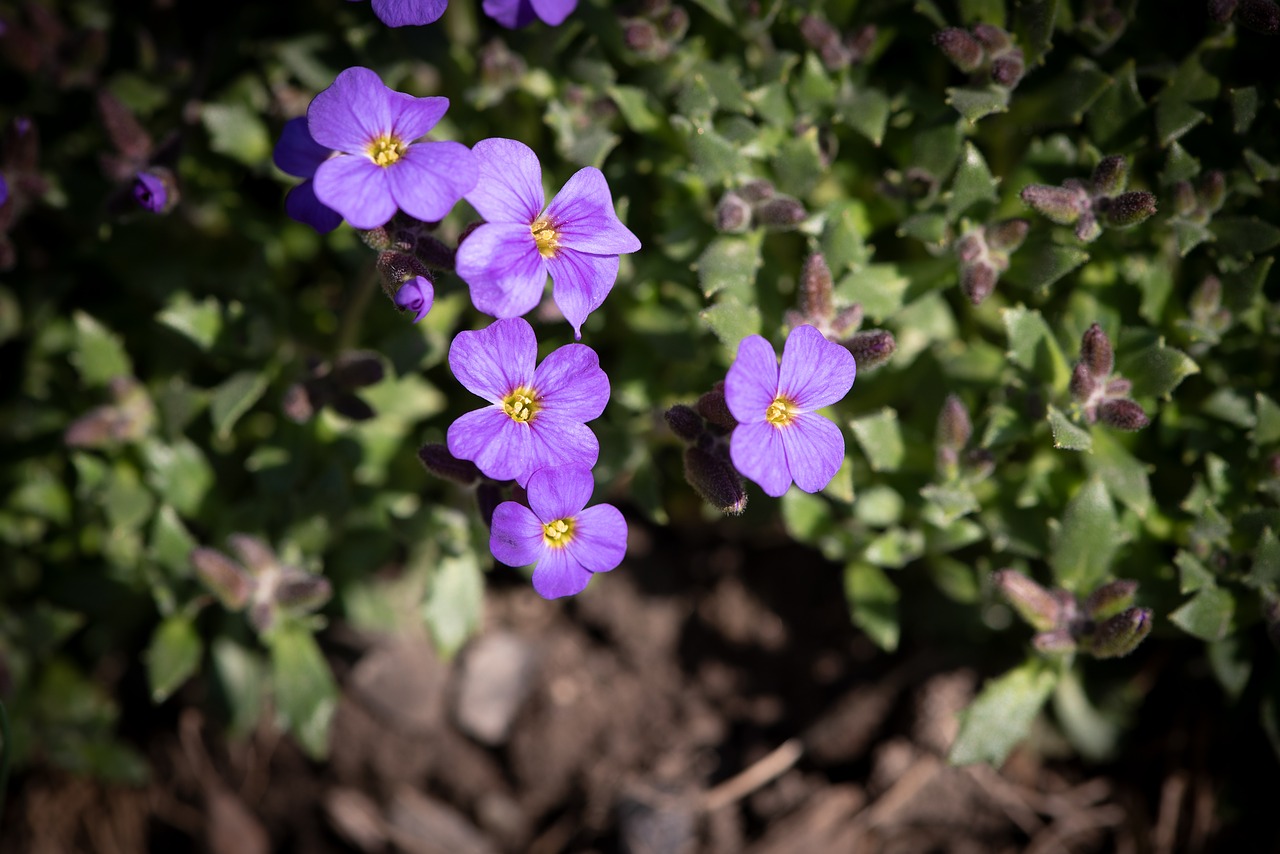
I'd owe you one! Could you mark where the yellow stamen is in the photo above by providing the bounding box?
[766,395,797,427]
[542,517,575,548]
[531,217,561,259]
[502,386,540,423]
[368,134,407,167]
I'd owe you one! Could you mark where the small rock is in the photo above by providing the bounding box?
[452,631,538,746]
[386,787,497,854]
[351,634,446,735]
[324,788,389,852]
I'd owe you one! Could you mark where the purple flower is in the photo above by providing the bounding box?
[455,138,640,339]
[348,0,447,26]
[0,174,8,208]
[483,0,576,28]
[132,171,167,213]
[490,465,626,599]
[307,67,477,230]
[446,317,609,487]
[273,117,342,233]
[725,325,856,497]
[394,275,434,322]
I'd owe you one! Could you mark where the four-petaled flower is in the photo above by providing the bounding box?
[447,317,609,486]
[483,0,577,28]
[273,117,342,233]
[456,137,640,339]
[725,324,856,497]
[308,67,477,230]
[394,275,435,323]
[490,465,626,599]
[348,0,447,27]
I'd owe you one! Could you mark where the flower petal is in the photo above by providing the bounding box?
[781,413,845,493]
[525,466,595,521]
[532,342,610,422]
[273,117,331,178]
[531,546,592,599]
[779,325,857,411]
[370,0,448,26]
[724,335,780,424]
[387,140,476,223]
[545,248,620,338]
[307,67,391,154]
[566,504,626,573]
[388,93,449,141]
[530,0,578,25]
[467,138,544,224]
[522,413,599,488]
[482,0,537,28]
[490,501,545,567]
[312,155,396,229]
[447,408,533,482]
[448,317,536,401]
[285,180,343,233]
[455,222,548,319]
[730,421,792,497]
[544,168,641,255]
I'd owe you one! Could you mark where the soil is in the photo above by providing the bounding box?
[2,514,1277,853]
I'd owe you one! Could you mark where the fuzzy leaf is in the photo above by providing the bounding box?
[72,312,133,387]
[1050,476,1118,593]
[1169,587,1235,642]
[845,562,900,652]
[1047,405,1092,451]
[836,86,891,146]
[1117,341,1198,399]
[210,371,270,439]
[947,142,999,221]
[950,658,1058,766]
[946,85,1010,124]
[146,615,202,703]
[850,408,905,472]
[422,551,484,659]
[269,624,337,760]
[696,234,762,298]
[700,297,761,352]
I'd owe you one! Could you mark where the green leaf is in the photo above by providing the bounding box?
[1169,587,1235,642]
[1156,99,1206,147]
[1175,550,1216,594]
[1015,0,1059,67]
[157,294,222,351]
[1231,86,1260,135]
[213,638,266,737]
[1047,405,1092,451]
[946,143,999,221]
[772,129,826,197]
[695,234,762,298]
[1255,394,1280,447]
[950,658,1058,766]
[146,615,202,703]
[1050,476,1118,593]
[1207,636,1251,701]
[1087,61,1145,149]
[1085,429,1152,518]
[683,124,749,185]
[140,438,214,517]
[1161,141,1201,185]
[149,505,198,576]
[700,297,761,352]
[1052,667,1121,761]
[946,85,1010,124]
[269,625,337,760]
[687,0,733,25]
[1004,239,1089,293]
[850,408,905,473]
[422,551,484,659]
[201,103,271,167]
[209,370,270,439]
[835,86,891,146]
[836,263,909,321]
[820,201,871,275]
[1248,528,1280,590]
[958,0,1005,27]
[1003,306,1071,388]
[72,312,132,386]
[1210,217,1280,258]
[844,562,900,652]
[782,489,835,543]
[1009,58,1112,127]
[1116,340,1198,399]
[920,483,981,526]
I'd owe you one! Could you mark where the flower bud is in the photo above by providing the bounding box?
[413,233,457,270]
[623,18,664,57]
[1197,169,1226,213]
[845,26,877,63]
[971,23,1012,52]
[1032,628,1077,654]
[1172,181,1198,217]
[659,6,689,40]
[132,171,169,213]
[377,250,431,291]
[331,393,375,421]
[715,191,752,233]
[476,483,503,527]
[394,275,434,323]
[191,547,253,610]
[738,179,775,203]
[960,262,998,305]
[1189,275,1223,317]
[1209,0,1239,21]
[1098,398,1150,431]
[665,404,705,442]
[1069,362,1098,403]
[937,394,972,450]
[684,445,748,514]
[1084,579,1139,620]
[992,569,1062,632]
[844,329,896,370]
[228,535,278,577]
[1238,0,1280,33]
[991,51,1025,89]
[831,304,864,337]
[954,232,984,263]
[1087,607,1153,658]
[1074,212,1101,243]
[799,14,841,51]
[332,352,385,389]
[282,383,315,423]
[798,253,835,320]
[359,226,393,251]
[756,196,807,229]
[1101,191,1157,228]
[1080,323,1115,378]
[1021,184,1087,225]
[418,443,482,485]
[933,27,985,72]
[985,218,1029,253]
[1091,155,1129,197]
[1104,376,1131,397]
[696,384,736,432]
[275,572,333,611]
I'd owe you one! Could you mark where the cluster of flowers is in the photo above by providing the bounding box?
[350,0,577,29]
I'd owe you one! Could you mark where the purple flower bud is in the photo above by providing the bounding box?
[132,171,168,213]
[991,51,1025,89]
[191,548,253,610]
[961,262,998,305]
[971,23,1012,52]
[684,445,749,515]
[844,329,896,370]
[696,384,737,432]
[332,352,385,389]
[418,443,482,485]
[933,27,985,72]
[0,174,7,208]
[1084,579,1139,620]
[665,404,705,443]
[798,253,835,320]
[1032,628,1078,654]
[1087,607,1153,658]
[738,179,775,203]
[476,483,504,527]
[1209,0,1239,21]
[659,7,689,40]
[1238,0,1280,33]
[756,196,807,229]
[1069,362,1098,403]
[845,25,877,63]
[1091,155,1129,197]
[623,18,662,55]
[954,232,985,263]
[984,218,1029,253]
[282,383,315,423]
[1172,181,1198,217]
[1100,191,1157,228]
[228,535,278,577]
[799,14,841,51]
[1074,212,1101,242]
[393,275,434,323]
[1189,275,1223,317]
[937,394,973,451]
[1098,398,1150,431]
[1104,376,1132,397]
[1080,323,1115,378]
[377,251,431,291]
[1197,169,1226,212]
[993,569,1062,632]
[275,573,333,611]
[715,191,753,233]
[1021,184,1088,225]
[831,304,864,337]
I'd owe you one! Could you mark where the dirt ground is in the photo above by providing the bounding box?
[2,515,1276,853]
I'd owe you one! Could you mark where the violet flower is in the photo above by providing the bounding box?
[483,0,577,28]
[132,171,166,213]
[348,0,447,26]
[307,67,477,230]
[273,117,342,233]
[490,465,626,599]
[446,317,609,487]
[455,138,639,339]
[725,325,856,497]
[0,174,8,208]
[394,275,434,322]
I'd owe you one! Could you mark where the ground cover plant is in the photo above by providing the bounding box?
[1,0,1279,849]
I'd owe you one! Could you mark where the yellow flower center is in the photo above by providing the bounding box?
[531,217,561,259]
[542,517,575,548]
[765,395,797,427]
[368,134,407,167]
[502,386,540,423]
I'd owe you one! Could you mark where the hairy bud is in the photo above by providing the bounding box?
[476,483,503,527]
[738,179,775,203]
[664,404,705,442]
[993,569,1062,632]
[1198,170,1226,212]
[1237,0,1280,33]
[658,6,689,40]
[1069,362,1098,403]
[715,191,752,233]
[937,394,972,450]
[1084,580,1139,620]
[1080,323,1115,378]
[1173,181,1198,217]
[1032,628,1077,654]
[1021,184,1088,225]
[696,384,736,432]
[985,218,1030,253]
[1088,607,1153,658]
[684,446,748,515]
[1074,212,1102,242]
[933,27,985,72]
[1209,0,1240,21]
[798,253,835,320]
[961,262,998,305]
[191,548,253,610]
[831,304,864,337]
[971,23,1012,52]
[1099,398,1150,431]
[756,196,807,229]
[1091,155,1130,197]
[991,51,1025,88]
[419,443,482,485]
[844,329,896,370]
[1101,191,1157,228]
